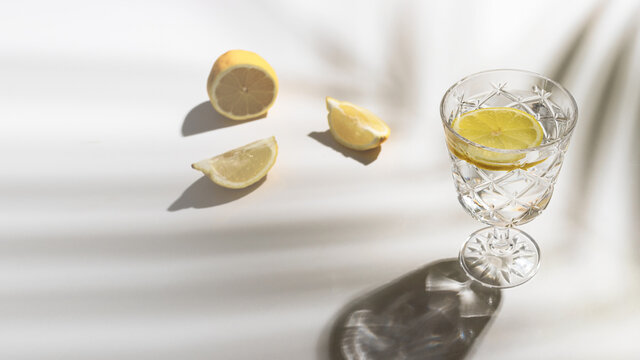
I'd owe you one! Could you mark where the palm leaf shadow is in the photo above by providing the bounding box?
[548,0,607,84]
[572,9,640,213]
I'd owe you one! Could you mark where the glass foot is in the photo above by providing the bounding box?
[459,227,540,288]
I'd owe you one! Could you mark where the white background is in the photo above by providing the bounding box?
[2,0,640,358]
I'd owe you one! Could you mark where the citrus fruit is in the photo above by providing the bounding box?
[449,107,544,170]
[207,50,278,121]
[191,136,278,189]
[325,97,390,151]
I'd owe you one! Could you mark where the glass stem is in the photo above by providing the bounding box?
[488,226,515,256]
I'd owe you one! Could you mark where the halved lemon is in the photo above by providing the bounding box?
[191,136,278,189]
[207,50,278,121]
[449,107,544,170]
[326,97,390,150]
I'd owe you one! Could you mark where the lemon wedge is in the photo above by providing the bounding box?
[325,97,390,150]
[192,137,278,189]
[449,107,544,170]
[207,50,278,121]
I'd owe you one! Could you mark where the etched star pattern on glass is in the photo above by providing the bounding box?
[440,70,578,288]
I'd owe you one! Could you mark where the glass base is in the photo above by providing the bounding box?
[459,227,540,288]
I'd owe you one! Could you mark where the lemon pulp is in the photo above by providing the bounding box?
[207,50,278,121]
[449,107,544,170]
[326,97,390,151]
[192,136,278,189]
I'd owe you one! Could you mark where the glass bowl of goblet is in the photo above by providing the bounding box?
[440,69,578,288]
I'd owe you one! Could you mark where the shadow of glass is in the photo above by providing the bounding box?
[182,101,266,136]
[324,259,501,360]
[167,176,266,211]
[308,130,381,166]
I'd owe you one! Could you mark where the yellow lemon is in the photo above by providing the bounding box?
[192,136,278,189]
[207,50,278,120]
[326,97,390,150]
[449,107,544,170]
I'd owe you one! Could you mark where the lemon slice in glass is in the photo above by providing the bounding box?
[326,97,390,150]
[207,50,278,121]
[450,107,544,170]
[192,136,278,189]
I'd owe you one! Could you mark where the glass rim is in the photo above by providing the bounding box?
[439,69,579,154]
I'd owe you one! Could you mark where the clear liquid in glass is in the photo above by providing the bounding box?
[446,88,571,227]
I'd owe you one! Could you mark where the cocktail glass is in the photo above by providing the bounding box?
[440,69,578,288]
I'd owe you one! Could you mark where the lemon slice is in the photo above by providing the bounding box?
[326,97,390,150]
[191,136,278,189]
[449,107,544,170]
[207,50,278,121]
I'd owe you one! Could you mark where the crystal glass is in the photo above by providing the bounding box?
[440,69,578,288]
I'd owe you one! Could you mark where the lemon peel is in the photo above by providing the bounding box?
[207,50,278,121]
[448,107,544,170]
[325,97,390,151]
[192,136,278,189]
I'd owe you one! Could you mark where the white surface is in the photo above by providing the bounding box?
[2,0,640,359]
